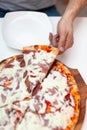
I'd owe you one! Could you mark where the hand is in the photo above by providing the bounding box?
[49,18,74,53]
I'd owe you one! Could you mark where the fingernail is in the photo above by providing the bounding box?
[59,47,64,52]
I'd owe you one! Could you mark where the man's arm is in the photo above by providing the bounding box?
[62,0,87,22]
[50,0,87,52]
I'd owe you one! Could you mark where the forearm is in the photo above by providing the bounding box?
[62,0,87,22]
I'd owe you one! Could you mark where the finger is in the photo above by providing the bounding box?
[57,24,67,52]
[52,34,59,47]
[49,32,53,43]
[58,34,67,52]
[64,33,74,51]
[65,39,74,51]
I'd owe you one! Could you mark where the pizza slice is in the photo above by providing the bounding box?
[22,45,59,93]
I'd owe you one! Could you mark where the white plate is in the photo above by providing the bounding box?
[2,11,53,50]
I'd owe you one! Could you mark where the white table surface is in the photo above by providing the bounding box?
[0,16,87,129]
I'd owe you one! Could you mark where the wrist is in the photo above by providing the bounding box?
[62,0,86,23]
[62,10,76,23]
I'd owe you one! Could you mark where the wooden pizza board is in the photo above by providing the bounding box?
[69,68,87,130]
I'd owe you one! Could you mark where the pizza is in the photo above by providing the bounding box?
[0,45,80,130]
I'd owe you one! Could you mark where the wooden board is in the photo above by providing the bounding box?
[69,68,87,130]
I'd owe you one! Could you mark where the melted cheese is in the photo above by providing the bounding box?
[42,108,74,129]
[0,78,30,107]
[27,65,45,84]
[16,112,50,130]
[0,105,19,130]
[24,50,56,65]
[42,71,68,91]
[24,50,56,85]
